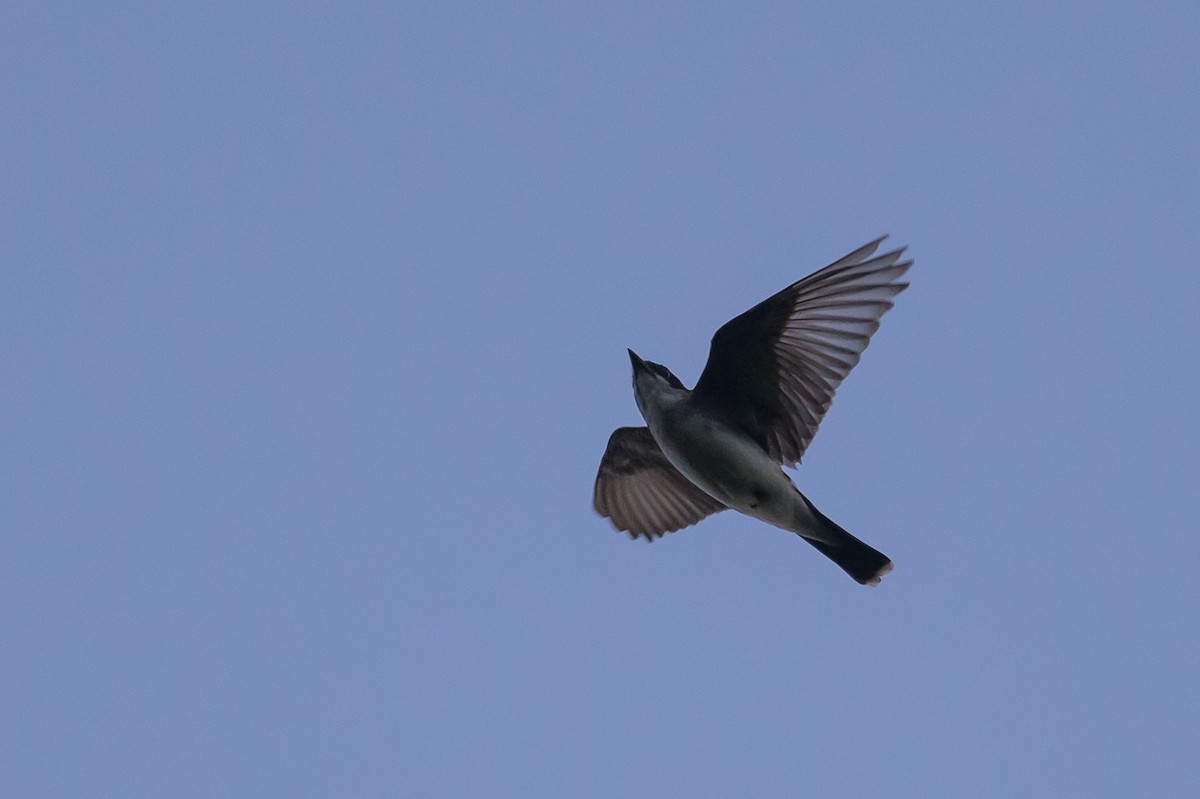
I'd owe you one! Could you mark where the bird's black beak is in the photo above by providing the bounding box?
[627,348,646,372]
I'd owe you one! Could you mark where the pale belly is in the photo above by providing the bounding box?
[649,412,805,532]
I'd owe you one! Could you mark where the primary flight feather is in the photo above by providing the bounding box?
[594,236,911,585]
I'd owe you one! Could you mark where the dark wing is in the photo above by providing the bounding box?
[593,426,727,540]
[692,236,911,466]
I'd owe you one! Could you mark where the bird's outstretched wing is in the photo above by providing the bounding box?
[692,236,911,466]
[593,426,727,539]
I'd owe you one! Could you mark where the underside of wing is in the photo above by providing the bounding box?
[593,426,727,540]
[693,236,912,466]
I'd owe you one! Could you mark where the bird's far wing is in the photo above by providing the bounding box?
[692,236,911,466]
[593,426,727,540]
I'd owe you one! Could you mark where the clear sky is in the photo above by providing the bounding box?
[4,2,1199,796]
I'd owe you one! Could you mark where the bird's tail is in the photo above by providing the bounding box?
[796,494,893,586]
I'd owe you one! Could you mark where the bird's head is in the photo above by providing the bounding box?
[628,349,687,419]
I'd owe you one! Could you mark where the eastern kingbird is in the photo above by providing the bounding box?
[593,237,911,585]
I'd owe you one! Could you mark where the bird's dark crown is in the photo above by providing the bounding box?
[642,360,685,390]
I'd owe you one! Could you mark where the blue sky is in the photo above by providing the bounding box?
[3,2,1199,796]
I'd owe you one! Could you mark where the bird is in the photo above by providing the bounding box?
[593,236,911,585]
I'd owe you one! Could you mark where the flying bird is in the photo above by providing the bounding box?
[593,237,911,585]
